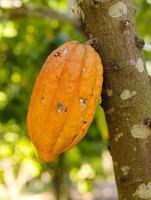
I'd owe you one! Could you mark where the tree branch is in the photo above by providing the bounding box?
[0,4,80,29]
[78,0,151,199]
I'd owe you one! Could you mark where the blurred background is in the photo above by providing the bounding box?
[0,0,151,200]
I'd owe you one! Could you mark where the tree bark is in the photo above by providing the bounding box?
[77,0,151,199]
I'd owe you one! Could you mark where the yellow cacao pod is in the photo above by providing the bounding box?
[27,41,103,162]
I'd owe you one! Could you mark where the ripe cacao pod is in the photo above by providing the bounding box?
[27,41,103,163]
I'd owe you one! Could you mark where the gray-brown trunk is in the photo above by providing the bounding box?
[77,0,151,199]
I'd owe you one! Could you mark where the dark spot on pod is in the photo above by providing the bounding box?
[83,121,87,124]
[143,117,151,129]
[91,88,94,97]
[41,96,44,100]
[54,51,61,57]
[68,86,72,90]
[65,107,68,112]
[71,134,78,142]
[82,129,85,132]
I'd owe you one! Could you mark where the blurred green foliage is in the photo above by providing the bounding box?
[0,0,151,199]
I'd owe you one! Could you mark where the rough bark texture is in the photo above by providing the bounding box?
[78,0,151,199]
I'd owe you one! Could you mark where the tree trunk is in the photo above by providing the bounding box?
[52,156,71,200]
[52,156,65,200]
[53,168,61,200]
[77,0,151,199]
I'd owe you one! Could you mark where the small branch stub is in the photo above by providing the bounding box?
[144,117,151,129]
[120,20,130,31]
[85,37,98,50]
[135,36,145,49]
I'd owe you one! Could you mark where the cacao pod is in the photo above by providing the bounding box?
[27,41,103,163]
